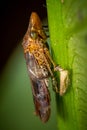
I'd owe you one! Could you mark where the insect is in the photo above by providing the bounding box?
[22,12,69,123]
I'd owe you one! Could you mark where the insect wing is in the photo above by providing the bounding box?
[31,78,51,123]
[24,52,51,123]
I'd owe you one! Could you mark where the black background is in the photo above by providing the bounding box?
[0,0,47,72]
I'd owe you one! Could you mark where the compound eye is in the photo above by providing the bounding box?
[30,31,37,39]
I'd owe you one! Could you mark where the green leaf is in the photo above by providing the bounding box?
[46,0,87,130]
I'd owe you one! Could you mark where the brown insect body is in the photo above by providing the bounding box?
[22,12,69,123]
[22,12,52,123]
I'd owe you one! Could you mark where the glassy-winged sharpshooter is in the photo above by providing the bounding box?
[22,12,69,123]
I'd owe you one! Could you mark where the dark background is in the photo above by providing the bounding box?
[0,0,47,72]
[0,1,57,129]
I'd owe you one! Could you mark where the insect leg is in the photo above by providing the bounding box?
[42,52,59,93]
[44,47,69,95]
[44,48,64,71]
